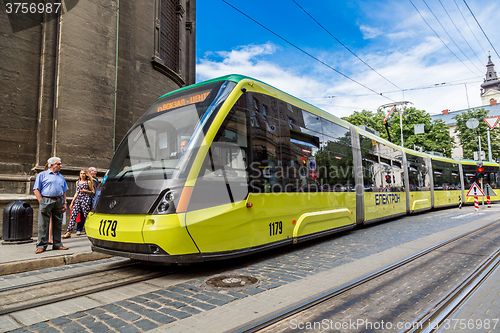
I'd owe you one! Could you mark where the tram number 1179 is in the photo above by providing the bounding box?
[99,219,118,237]
[269,221,283,236]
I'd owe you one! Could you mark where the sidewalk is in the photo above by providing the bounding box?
[0,234,110,276]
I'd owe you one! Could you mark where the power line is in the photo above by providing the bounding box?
[221,0,395,102]
[437,0,484,69]
[453,0,487,58]
[408,0,481,77]
[291,0,403,90]
[462,0,500,60]
[302,79,482,99]
[310,102,378,112]
[420,0,483,76]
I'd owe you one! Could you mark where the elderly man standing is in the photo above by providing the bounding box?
[33,157,69,254]
[88,166,99,191]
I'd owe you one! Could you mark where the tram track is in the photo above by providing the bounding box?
[228,220,500,333]
[0,261,174,316]
[405,247,500,333]
[0,260,137,293]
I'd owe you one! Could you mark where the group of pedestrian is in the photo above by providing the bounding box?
[33,157,99,254]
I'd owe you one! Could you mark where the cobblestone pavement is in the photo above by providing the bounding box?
[1,207,498,332]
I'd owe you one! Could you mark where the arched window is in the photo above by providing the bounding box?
[153,0,185,85]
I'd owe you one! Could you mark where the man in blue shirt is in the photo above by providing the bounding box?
[33,157,69,253]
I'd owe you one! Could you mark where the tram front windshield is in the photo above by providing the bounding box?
[105,80,236,189]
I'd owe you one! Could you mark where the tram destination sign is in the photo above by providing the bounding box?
[156,90,211,112]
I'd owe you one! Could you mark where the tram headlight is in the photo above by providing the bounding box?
[164,190,176,202]
[154,190,177,214]
[158,202,169,213]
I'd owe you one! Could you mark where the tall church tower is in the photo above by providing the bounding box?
[481,54,500,105]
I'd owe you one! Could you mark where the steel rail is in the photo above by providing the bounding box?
[0,270,173,316]
[0,259,135,293]
[404,247,500,333]
[227,221,499,333]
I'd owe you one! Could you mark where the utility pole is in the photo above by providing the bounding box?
[487,128,492,162]
[467,118,483,205]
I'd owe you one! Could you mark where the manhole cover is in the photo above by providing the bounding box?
[205,274,258,288]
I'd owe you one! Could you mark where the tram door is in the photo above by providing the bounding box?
[359,136,406,222]
[184,95,273,253]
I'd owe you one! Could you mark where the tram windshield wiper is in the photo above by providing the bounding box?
[117,164,180,181]
[117,165,151,181]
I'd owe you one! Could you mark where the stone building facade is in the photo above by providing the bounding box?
[0,0,196,236]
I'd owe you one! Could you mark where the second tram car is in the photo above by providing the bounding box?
[86,75,500,263]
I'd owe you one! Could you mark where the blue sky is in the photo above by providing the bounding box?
[196,0,500,118]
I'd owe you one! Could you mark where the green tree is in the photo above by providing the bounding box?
[454,108,500,160]
[343,107,455,157]
[342,109,388,140]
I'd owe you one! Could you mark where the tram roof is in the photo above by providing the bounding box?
[155,74,353,129]
[156,74,257,101]
[459,159,500,166]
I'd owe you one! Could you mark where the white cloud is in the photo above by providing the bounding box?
[197,43,325,98]
[359,25,382,39]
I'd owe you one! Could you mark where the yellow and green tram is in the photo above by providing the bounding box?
[86,75,500,263]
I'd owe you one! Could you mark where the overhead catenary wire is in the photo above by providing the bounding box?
[453,0,487,58]
[302,79,482,99]
[408,0,480,78]
[462,0,500,60]
[292,0,403,91]
[437,0,484,69]
[221,0,395,102]
[422,0,483,75]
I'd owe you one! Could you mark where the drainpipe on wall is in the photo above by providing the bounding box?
[52,12,62,157]
[35,12,48,171]
[113,0,120,153]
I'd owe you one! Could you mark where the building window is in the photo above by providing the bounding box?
[159,0,179,71]
[153,0,184,85]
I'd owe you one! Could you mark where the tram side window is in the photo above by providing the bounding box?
[484,166,500,189]
[189,104,249,211]
[317,120,354,192]
[283,128,321,192]
[279,104,322,192]
[463,164,499,190]
[359,135,404,192]
[462,164,478,189]
[302,110,323,134]
[247,92,281,193]
[281,101,303,132]
[379,144,404,192]
[359,136,378,192]
[406,153,430,191]
[432,160,460,190]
